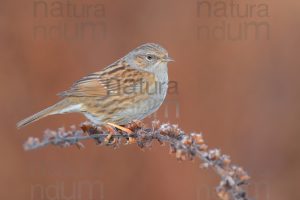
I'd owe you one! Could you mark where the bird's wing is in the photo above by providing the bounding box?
[58,71,110,97]
[58,65,155,98]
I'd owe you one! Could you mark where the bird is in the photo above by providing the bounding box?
[17,43,173,134]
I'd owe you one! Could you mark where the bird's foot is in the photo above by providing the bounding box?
[107,122,136,144]
[103,124,118,145]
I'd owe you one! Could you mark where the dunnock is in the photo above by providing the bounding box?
[17,43,173,132]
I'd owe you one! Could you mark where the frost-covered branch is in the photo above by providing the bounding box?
[23,120,251,200]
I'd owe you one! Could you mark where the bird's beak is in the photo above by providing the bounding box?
[164,56,174,62]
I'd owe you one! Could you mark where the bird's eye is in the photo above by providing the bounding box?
[146,55,153,61]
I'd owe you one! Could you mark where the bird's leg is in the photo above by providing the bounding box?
[107,122,133,134]
[103,124,117,145]
[106,122,135,144]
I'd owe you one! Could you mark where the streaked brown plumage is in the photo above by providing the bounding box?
[17,43,173,128]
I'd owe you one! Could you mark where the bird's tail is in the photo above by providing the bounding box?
[17,98,79,129]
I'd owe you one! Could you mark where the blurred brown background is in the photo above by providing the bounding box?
[1,0,299,199]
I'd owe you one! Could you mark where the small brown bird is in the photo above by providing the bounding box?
[17,43,173,132]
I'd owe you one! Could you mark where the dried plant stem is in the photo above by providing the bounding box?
[23,120,252,200]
